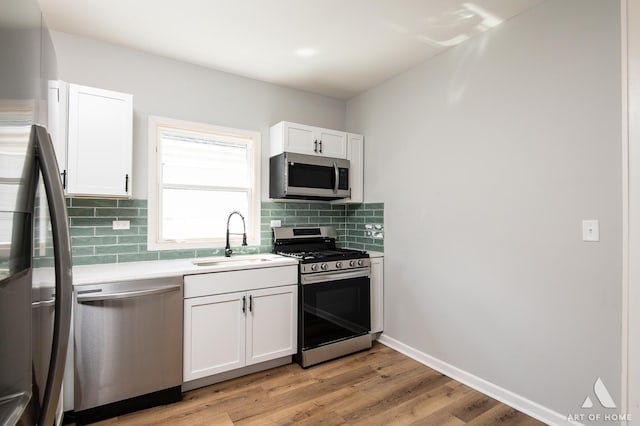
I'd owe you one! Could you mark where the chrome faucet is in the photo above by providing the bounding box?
[225,211,247,257]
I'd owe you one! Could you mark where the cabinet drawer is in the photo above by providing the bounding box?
[184,265,298,298]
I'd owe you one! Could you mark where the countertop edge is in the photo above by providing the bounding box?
[34,255,299,286]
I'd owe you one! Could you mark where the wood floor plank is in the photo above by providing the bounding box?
[227,364,378,423]
[260,388,360,425]
[338,371,452,423]
[361,382,469,426]
[448,390,501,423]
[466,403,544,426]
[84,342,545,426]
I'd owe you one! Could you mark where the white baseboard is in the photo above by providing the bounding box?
[377,334,574,426]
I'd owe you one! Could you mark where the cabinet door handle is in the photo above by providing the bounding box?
[242,295,246,313]
[125,174,129,193]
[61,170,66,189]
[313,140,318,153]
[319,140,322,153]
[249,295,253,312]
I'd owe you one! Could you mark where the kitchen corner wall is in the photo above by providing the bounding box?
[346,0,621,422]
[57,199,383,266]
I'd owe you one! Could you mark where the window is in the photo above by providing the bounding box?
[148,116,260,250]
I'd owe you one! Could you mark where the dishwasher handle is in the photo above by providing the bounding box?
[77,285,181,303]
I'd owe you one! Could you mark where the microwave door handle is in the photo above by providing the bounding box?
[333,162,339,194]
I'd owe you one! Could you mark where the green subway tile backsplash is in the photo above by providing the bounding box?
[68,198,117,207]
[64,198,384,266]
[343,203,385,252]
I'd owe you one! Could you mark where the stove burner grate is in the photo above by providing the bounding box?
[276,248,367,262]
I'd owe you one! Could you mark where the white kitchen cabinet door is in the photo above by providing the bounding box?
[47,80,68,176]
[183,292,246,382]
[246,285,298,366]
[370,257,384,334]
[346,133,364,203]
[271,121,315,156]
[333,133,364,205]
[315,127,347,158]
[270,121,347,158]
[66,84,132,197]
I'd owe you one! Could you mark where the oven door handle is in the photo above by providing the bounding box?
[301,268,370,285]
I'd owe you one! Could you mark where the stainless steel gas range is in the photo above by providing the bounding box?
[273,226,371,367]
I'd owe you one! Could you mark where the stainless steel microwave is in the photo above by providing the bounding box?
[269,152,350,200]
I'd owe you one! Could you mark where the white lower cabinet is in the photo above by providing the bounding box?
[370,256,384,334]
[184,292,247,380]
[183,266,298,383]
[246,286,297,365]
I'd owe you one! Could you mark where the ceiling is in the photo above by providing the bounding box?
[38,0,546,100]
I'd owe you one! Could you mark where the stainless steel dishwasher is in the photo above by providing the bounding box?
[73,276,183,424]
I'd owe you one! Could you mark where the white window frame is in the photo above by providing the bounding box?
[147,116,261,251]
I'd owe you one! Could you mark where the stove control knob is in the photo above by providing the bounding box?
[336,262,343,269]
[320,263,328,270]
[357,259,364,266]
[311,264,318,271]
[349,260,356,267]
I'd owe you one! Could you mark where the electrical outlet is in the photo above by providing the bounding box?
[582,220,599,242]
[112,220,130,230]
[270,219,282,228]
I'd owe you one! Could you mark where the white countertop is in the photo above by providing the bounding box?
[34,254,299,286]
[33,251,382,287]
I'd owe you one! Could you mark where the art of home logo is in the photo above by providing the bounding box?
[567,377,632,423]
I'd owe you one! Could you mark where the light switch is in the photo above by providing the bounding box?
[270,219,282,228]
[112,220,130,230]
[582,220,599,242]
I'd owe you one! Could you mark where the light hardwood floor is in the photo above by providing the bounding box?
[91,342,545,425]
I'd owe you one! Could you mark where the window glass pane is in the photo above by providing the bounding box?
[161,133,250,188]
[161,188,248,241]
[149,117,259,249]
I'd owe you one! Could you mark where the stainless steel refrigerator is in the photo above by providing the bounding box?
[0,0,73,425]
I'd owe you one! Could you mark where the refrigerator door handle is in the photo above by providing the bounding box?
[33,125,73,426]
[32,299,56,308]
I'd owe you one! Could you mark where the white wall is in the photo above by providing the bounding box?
[625,0,640,419]
[49,31,346,199]
[347,0,622,421]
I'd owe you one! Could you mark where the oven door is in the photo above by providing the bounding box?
[300,268,370,350]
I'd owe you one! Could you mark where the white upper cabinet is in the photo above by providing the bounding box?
[346,133,364,203]
[47,80,68,175]
[314,127,347,158]
[67,84,133,197]
[331,132,364,205]
[270,121,347,158]
[48,81,133,198]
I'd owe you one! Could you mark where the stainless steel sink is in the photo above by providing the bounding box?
[191,257,272,267]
